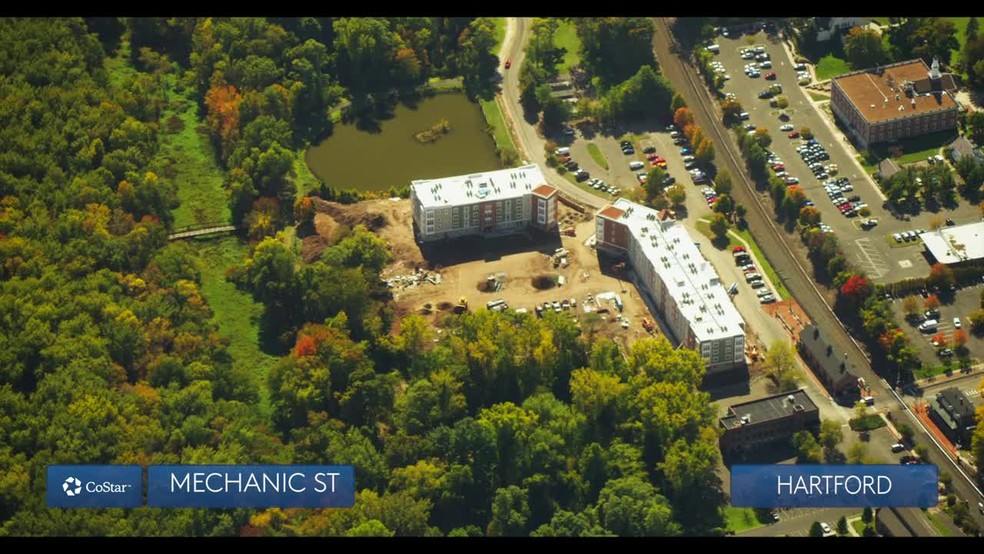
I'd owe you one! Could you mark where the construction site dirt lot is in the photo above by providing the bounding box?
[392,219,660,345]
[310,198,663,345]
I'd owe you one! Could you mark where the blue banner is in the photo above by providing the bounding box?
[731,464,938,508]
[147,465,356,508]
[47,465,142,508]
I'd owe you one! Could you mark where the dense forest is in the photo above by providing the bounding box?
[0,17,726,536]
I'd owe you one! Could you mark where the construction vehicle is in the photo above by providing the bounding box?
[611,261,626,274]
[642,317,654,333]
[453,296,468,314]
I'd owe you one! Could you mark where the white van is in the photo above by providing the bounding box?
[706,44,720,53]
[554,147,570,156]
[918,319,938,332]
[629,161,645,171]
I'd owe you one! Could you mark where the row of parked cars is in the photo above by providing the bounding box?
[534,298,577,317]
[556,146,618,194]
[893,229,926,243]
[764,148,834,235]
[732,246,775,303]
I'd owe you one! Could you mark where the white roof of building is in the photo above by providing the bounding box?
[920,221,984,264]
[411,164,548,209]
[608,198,745,343]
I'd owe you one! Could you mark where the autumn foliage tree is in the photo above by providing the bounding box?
[682,123,697,142]
[674,107,695,130]
[902,295,920,317]
[720,98,743,122]
[695,137,715,165]
[927,263,956,289]
[799,206,821,226]
[931,332,948,348]
[925,294,941,312]
[204,83,243,163]
[839,274,872,303]
[953,329,968,349]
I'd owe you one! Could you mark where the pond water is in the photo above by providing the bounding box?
[305,93,501,192]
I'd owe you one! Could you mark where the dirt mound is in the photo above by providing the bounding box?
[314,212,336,238]
[309,197,424,275]
[436,301,454,311]
[311,197,388,232]
[301,235,328,263]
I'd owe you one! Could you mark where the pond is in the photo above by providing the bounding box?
[305,93,501,192]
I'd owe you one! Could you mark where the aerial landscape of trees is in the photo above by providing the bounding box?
[0,17,728,536]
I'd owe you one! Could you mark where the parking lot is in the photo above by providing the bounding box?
[890,283,984,367]
[708,31,978,284]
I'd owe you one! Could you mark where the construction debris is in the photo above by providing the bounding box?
[386,268,443,292]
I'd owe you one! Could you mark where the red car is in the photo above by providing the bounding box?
[732,246,746,253]
[772,164,785,171]
[504,58,511,69]
[765,72,777,80]
[787,131,800,139]
[647,153,659,161]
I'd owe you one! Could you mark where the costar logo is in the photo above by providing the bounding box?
[62,476,83,497]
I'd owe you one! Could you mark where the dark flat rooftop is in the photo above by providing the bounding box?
[720,388,818,430]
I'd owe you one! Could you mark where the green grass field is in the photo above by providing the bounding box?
[491,18,507,56]
[158,74,230,229]
[293,149,322,199]
[480,97,519,164]
[586,143,609,170]
[195,237,278,413]
[809,91,830,102]
[725,507,766,533]
[555,19,582,74]
[925,510,954,537]
[857,154,879,175]
[815,54,851,81]
[947,17,972,63]
[155,66,276,410]
[851,519,867,536]
[104,40,137,92]
[871,130,957,165]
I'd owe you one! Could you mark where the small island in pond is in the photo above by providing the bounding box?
[414,118,451,143]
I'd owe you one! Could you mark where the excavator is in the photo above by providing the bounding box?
[453,296,468,314]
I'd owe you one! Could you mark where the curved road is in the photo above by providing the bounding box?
[497,18,606,210]
[650,18,983,528]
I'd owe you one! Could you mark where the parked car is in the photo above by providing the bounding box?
[765,72,777,80]
[779,124,794,132]
[787,131,800,139]
[504,58,511,69]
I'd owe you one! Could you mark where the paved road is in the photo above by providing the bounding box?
[651,17,984,531]
[498,18,606,210]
